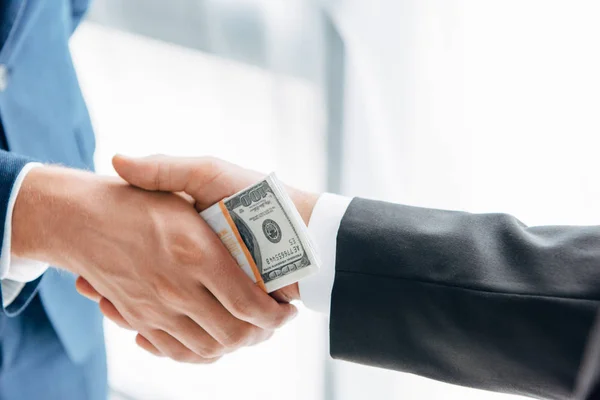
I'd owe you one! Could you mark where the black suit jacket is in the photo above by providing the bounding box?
[329,198,600,400]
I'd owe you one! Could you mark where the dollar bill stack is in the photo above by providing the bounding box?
[200,174,320,293]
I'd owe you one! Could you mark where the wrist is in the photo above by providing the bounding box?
[12,166,101,272]
[276,189,319,302]
[287,188,319,227]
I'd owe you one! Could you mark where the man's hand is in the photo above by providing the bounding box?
[112,155,319,301]
[76,155,319,358]
[12,160,303,363]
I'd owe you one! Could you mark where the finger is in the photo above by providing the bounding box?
[201,249,298,330]
[143,329,221,364]
[75,276,102,302]
[112,154,260,209]
[112,154,214,193]
[99,297,133,330]
[164,315,227,359]
[184,287,262,350]
[189,219,298,330]
[271,284,301,303]
[136,334,164,357]
[247,329,275,347]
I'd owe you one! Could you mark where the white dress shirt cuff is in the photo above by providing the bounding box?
[299,193,352,316]
[1,162,49,307]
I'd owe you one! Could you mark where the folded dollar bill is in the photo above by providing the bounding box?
[200,174,320,293]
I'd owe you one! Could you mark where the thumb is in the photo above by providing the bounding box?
[112,154,260,209]
[113,154,199,192]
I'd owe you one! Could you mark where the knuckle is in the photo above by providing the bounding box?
[266,309,288,330]
[199,156,221,174]
[221,325,254,349]
[124,307,144,325]
[249,329,274,347]
[160,315,191,337]
[202,356,221,365]
[170,233,204,266]
[193,157,226,186]
[128,305,163,330]
[197,342,224,358]
[156,282,186,308]
[263,330,275,342]
[229,294,253,320]
[166,347,192,363]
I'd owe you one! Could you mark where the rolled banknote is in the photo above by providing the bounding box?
[200,174,320,293]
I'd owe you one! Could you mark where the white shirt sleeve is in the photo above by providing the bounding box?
[1,162,49,307]
[299,193,352,316]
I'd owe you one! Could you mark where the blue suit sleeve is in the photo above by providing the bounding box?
[0,149,44,317]
[70,0,92,33]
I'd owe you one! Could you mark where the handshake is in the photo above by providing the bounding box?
[13,155,320,364]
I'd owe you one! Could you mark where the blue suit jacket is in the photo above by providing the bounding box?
[0,0,103,364]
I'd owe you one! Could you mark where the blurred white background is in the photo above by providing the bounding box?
[69,0,600,399]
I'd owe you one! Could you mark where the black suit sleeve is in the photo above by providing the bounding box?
[330,198,600,400]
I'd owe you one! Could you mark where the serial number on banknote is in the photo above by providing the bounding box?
[266,243,302,266]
